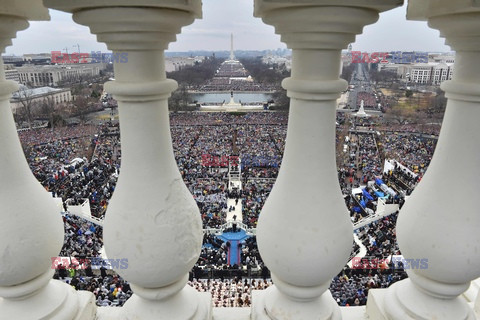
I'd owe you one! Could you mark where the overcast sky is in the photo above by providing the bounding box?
[6,1,451,55]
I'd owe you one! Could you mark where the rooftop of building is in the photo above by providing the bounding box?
[11,86,68,100]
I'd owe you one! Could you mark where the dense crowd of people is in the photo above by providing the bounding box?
[17,108,440,308]
[170,112,288,126]
[19,124,120,218]
[330,266,408,307]
[19,125,98,148]
[196,77,276,92]
[356,212,401,258]
[190,60,277,92]
[387,163,418,191]
[380,133,436,177]
[357,91,377,108]
[193,180,228,229]
[337,130,383,196]
[242,180,274,228]
[60,213,103,257]
[379,123,441,135]
[54,271,132,307]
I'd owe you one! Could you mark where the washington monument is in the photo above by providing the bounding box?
[230,33,235,61]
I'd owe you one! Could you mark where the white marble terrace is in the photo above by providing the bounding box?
[1,0,480,319]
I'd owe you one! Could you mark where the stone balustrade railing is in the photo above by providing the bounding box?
[1,1,480,320]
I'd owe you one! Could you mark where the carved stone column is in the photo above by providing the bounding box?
[373,2,480,319]
[252,1,402,319]
[0,2,96,319]
[43,1,210,319]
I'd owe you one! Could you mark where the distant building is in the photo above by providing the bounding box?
[16,63,105,87]
[4,64,19,83]
[429,53,455,64]
[430,62,454,85]
[10,86,72,112]
[378,61,454,85]
[22,53,52,64]
[165,57,199,73]
[2,53,52,66]
[262,54,291,71]
[2,55,25,65]
[407,62,454,85]
[407,63,433,84]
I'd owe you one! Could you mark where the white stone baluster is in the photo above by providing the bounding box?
[252,1,402,319]
[0,2,96,319]
[367,2,480,320]
[43,1,210,319]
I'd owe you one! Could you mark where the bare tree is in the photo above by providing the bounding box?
[385,105,414,125]
[73,95,89,123]
[336,115,350,168]
[16,87,35,129]
[40,96,57,128]
[168,84,193,111]
[428,88,447,114]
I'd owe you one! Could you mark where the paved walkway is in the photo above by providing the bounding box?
[226,179,242,222]
[347,233,368,268]
[226,197,242,222]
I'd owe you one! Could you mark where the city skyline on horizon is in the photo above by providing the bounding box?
[4,1,451,56]
[3,48,455,58]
